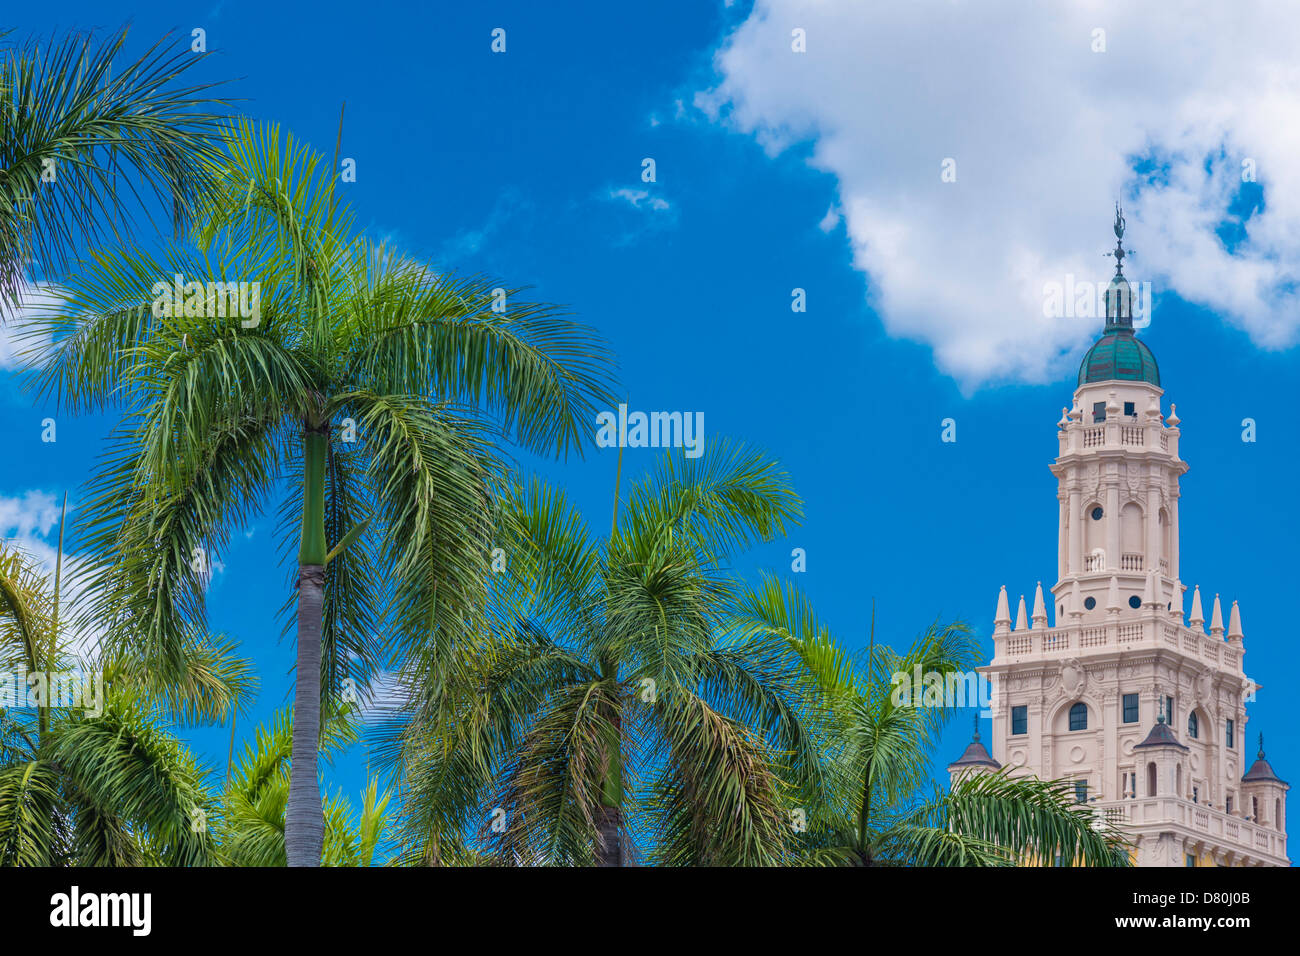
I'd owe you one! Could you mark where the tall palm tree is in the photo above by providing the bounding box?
[21,121,617,865]
[0,542,253,865]
[736,577,1131,866]
[0,27,229,314]
[220,707,392,867]
[385,442,828,866]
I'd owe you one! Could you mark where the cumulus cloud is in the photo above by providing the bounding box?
[0,280,60,371]
[698,0,1300,387]
[0,490,99,661]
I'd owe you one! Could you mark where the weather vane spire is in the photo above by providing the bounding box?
[1104,201,1131,276]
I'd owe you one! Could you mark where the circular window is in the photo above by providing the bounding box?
[1091,507,1104,520]
[1084,596,1097,610]
[1128,595,1142,609]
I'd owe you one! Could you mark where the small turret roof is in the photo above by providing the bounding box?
[1242,735,1288,786]
[1133,712,1188,752]
[948,717,1001,771]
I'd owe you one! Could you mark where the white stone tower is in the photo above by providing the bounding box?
[960,207,1289,866]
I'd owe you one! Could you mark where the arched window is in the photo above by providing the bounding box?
[1085,505,1105,562]
[1068,702,1088,731]
[1146,762,1157,797]
[1120,502,1143,559]
[1187,712,1198,739]
[1253,796,1259,822]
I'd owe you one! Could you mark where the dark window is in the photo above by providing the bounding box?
[1091,506,1104,520]
[1186,854,1196,868]
[1226,719,1235,748]
[1084,596,1097,610]
[1123,401,1136,417]
[1188,712,1198,739]
[1192,786,1199,804]
[1074,780,1089,804]
[1092,401,1106,423]
[1122,693,1139,723]
[1165,696,1175,723]
[1128,595,1142,609]
[1011,705,1028,735]
[1226,796,1234,814]
[1069,702,1088,731]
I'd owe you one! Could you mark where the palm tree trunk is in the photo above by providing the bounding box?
[286,428,328,867]
[595,700,623,866]
[857,757,874,866]
[595,805,623,866]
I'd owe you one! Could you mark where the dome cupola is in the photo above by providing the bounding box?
[1077,204,1160,387]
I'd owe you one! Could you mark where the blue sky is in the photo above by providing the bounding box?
[3,1,1296,835]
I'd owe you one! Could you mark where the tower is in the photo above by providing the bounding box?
[960,207,1289,866]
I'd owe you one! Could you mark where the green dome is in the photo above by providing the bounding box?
[1078,330,1160,386]
[1078,204,1160,387]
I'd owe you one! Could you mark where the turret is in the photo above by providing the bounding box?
[1132,705,1189,800]
[1241,735,1288,833]
[947,715,1001,786]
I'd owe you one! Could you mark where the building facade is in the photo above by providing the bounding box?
[949,209,1289,867]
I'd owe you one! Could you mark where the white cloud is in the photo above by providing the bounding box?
[0,490,99,661]
[698,1,1300,387]
[0,280,59,371]
[437,188,529,264]
[354,668,409,724]
[0,490,62,543]
[818,203,841,233]
[608,188,671,213]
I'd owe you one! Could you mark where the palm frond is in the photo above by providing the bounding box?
[0,27,232,311]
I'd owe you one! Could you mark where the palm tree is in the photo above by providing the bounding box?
[736,577,1131,866]
[0,542,252,865]
[21,121,617,865]
[220,707,392,866]
[0,26,229,314]
[385,442,828,866]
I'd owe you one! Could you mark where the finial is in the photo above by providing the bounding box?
[994,585,1011,633]
[1259,733,1265,759]
[1032,581,1048,627]
[972,713,981,742]
[1104,202,1133,276]
[1157,698,1166,724]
